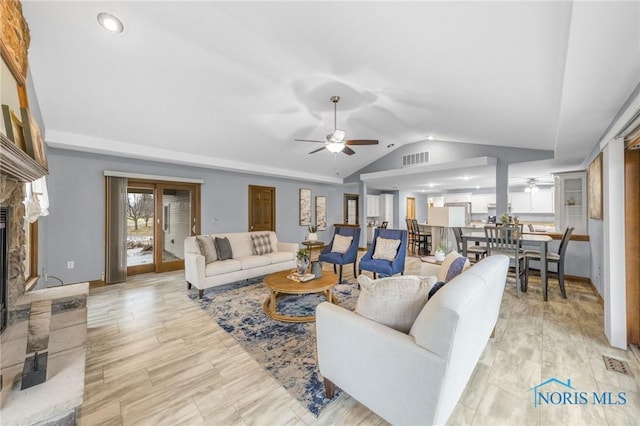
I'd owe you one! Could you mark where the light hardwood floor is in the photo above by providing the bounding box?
[80,256,640,425]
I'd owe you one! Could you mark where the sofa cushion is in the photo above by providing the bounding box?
[428,281,446,300]
[196,235,217,263]
[437,251,470,283]
[372,237,401,262]
[214,237,233,261]
[238,255,270,270]
[205,259,242,276]
[331,234,353,254]
[355,275,434,333]
[251,233,273,255]
[268,251,295,265]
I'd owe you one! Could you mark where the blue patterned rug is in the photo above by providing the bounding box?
[187,275,359,416]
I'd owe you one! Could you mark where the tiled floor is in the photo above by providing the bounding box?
[79,256,640,425]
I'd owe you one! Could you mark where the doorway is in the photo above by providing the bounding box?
[125,179,201,275]
[344,193,359,225]
[625,140,640,344]
[406,197,416,220]
[248,185,275,232]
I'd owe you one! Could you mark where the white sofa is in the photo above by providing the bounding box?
[316,255,509,425]
[184,231,297,298]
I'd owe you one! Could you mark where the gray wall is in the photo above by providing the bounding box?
[41,148,351,284]
[345,139,554,183]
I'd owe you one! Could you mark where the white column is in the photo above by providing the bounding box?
[603,138,626,349]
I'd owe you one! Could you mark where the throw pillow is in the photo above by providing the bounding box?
[372,237,401,262]
[251,233,273,255]
[331,234,353,254]
[437,251,470,283]
[196,235,217,264]
[214,237,233,261]
[355,275,431,333]
[428,281,446,300]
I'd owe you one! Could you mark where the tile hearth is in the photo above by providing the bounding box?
[81,256,640,425]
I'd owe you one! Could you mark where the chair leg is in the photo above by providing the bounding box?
[515,259,520,298]
[187,282,192,289]
[373,272,377,279]
[198,289,204,299]
[353,261,357,278]
[324,378,336,399]
[338,265,343,284]
[523,258,529,292]
[333,264,337,274]
[558,263,567,299]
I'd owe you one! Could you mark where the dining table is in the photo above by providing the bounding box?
[461,231,553,301]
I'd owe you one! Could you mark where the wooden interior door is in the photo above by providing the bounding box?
[406,197,416,220]
[249,185,275,232]
[625,146,640,344]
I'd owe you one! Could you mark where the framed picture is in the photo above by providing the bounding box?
[299,188,311,226]
[315,196,327,231]
[1,104,26,151]
[20,107,48,170]
[588,153,603,220]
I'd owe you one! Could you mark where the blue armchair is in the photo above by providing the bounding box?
[319,226,361,283]
[358,228,408,279]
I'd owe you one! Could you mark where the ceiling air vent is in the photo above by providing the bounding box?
[402,151,430,168]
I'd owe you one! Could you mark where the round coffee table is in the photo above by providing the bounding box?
[262,270,339,323]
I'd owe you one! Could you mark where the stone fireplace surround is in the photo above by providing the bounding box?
[0,176,88,425]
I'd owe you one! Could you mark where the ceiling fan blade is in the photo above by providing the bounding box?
[342,146,356,155]
[309,147,326,154]
[346,139,379,146]
[295,138,325,143]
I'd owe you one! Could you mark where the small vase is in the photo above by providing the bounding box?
[311,261,322,278]
[297,258,310,275]
[308,233,318,242]
[435,250,446,262]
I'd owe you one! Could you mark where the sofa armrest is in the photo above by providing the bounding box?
[277,242,298,253]
[184,252,206,288]
[316,302,446,425]
[420,262,441,277]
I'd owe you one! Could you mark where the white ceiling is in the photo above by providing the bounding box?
[22,1,640,190]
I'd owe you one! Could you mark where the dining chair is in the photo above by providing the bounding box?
[453,227,487,262]
[380,221,388,229]
[484,225,525,298]
[411,219,430,255]
[524,227,574,299]
[405,219,416,253]
[319,226,361,283]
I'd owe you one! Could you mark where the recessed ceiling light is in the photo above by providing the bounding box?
[427,136,434,141]
[97,12,124,34]
[462,176,470,181]
[428,183,434,188]
[475,185,480,189]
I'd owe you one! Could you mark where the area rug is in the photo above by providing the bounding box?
[187,275,359,416]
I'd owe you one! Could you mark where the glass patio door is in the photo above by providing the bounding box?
[125,180,200,275]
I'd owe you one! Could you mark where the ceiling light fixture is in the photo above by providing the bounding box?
[524,178,540,193]
[97,12,125,34]
[427,136,435,140]
[326,142,344,153]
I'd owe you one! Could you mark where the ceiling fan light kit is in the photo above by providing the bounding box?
[294,95,379,155]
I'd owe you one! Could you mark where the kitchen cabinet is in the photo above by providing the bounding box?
[509,189,554,214]
[554,171,587,234]
[471,194,495,214]
[378,194,394,227]
[510,192,531,213]
[366,194,380,217]
[428,196,444,208]
[444,193,472,203]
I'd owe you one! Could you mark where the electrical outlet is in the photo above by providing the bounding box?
[67,261,74,269]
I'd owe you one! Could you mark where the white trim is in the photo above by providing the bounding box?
[360,156,497,181]
[103,170,204,184]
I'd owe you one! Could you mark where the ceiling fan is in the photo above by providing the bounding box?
[295,96,379,155]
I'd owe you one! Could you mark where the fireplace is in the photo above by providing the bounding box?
[1,205,7,334]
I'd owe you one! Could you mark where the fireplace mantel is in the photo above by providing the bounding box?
[0,132,47,182]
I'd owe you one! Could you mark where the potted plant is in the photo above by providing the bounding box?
[500,212,511,226]
[435,241,447,262]
[307,225,318,242]
[296,249,310,274]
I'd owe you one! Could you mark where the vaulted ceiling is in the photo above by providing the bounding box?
[22,1,640,188]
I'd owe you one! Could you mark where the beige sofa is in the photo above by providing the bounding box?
[184,231,297,298]
[316,255,509,425]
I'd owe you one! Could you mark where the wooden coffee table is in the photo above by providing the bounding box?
[262,270,339,323]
